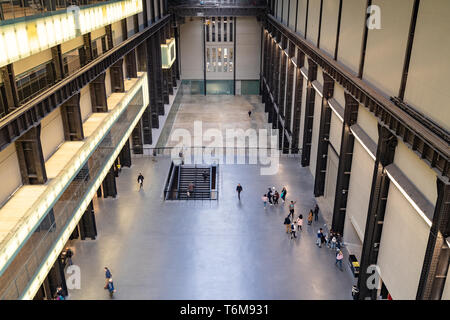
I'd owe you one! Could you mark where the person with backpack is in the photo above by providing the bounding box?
[280,187,287,203]
[335,250,344,271]
[316,228,324,247]
[290,223,297,239]
[284,216,291,233]
[262,194,268,209]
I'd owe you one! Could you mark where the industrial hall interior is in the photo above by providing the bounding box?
[0,0,448,301]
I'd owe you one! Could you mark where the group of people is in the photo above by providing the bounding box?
[261,186,287,208]
[316,228,345,271]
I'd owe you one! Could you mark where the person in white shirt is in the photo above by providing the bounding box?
[296,215,303,231]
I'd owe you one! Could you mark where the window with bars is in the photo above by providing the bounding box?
[206,46,233,73]
[205,17,234,43]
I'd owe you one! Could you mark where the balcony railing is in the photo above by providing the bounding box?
[0,73,148,300]
[0,0,107,22]
[169,0,268,7]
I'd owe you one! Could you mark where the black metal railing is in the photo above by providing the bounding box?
[0,0,107,22]
[164,190,218,201]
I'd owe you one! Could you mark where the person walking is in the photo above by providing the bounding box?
[284,216,291,233]
[267,188,273,205]
[104,267,112,289]
[107,278,116,297]
[187,182,195,198]
[296,215,303,231]
[288,201,297,219]
[314,204,319,221]
[335,250,344,271]
[248,110,252,117]
[262,194,268,208]
[280,187,287,203]
[65,247,73,266]
[290,223,297,239]
[137,173,144,190]
[330,235,337,249]
[273,190,280,204]
[307,210,313,225]
[316,228,324,247]
[236,184,243,200]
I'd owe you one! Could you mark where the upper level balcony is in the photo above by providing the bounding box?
[0,0,143,68]
[168,0,268,17]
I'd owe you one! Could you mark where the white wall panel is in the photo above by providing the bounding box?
[61,36,84,55]
[337,0,366,74]
[357,105,378,144]
[282,0,289,25]
[180,18,204,79]
[343,214,363,262]
[91,27,106,41]
[306,0,321,46]
[277,0,284,20]
[329,111,342,153]
[236,17,261,80]
[442,269,450,300]
[377,183,430,299]
[394,141,438,205]
[333,82,346,108]
[345,139,375,242]
[111,21,123,46]
[296,0,307,36]
[309,93,322,178]
[80,86,92,123]
[13,49,52,76]
[324,145,338,215]
[40,108,64,161]
[105,68,112,97]
[0,144,22,206]
[363,0,414,97]
[319,0,340,57]
[298,77,307,148]
[404,0,450,131]
[288,0,297,30]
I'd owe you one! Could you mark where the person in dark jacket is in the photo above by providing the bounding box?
[314,204,319,221]
[284,216,291,233]
[273,190,280,204]
[104,267,112,289]
[137,173,144,189]
[65,247,73,266]
[107,278,116,297]
[267,188,273,205]
[236,184,243,200]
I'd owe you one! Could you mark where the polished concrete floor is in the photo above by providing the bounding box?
[67,95,355,300]
[67,157,355,300]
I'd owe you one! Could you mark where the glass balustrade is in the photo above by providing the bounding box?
[0,78,144,300]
